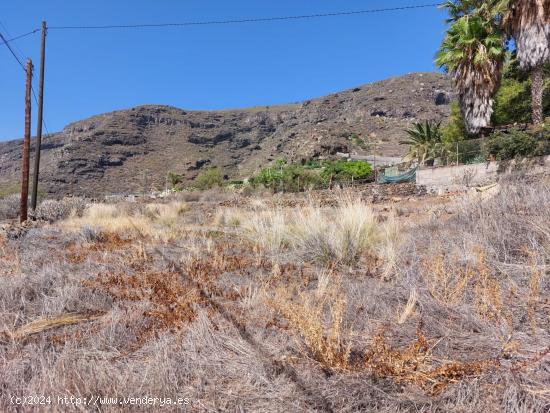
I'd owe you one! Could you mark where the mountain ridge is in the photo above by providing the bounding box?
[0,72,452,197]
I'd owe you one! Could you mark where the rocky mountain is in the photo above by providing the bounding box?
[0,72,452,197]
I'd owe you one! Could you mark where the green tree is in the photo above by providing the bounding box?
[492,53,550,124]
[441,1,550,126]
[401,121,446,166]
[502,0,550,124]
[436,11,506,134]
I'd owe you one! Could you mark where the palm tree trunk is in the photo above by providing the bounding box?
[531,63,545,125]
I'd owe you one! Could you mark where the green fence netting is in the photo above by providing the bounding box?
[377,167,417,184]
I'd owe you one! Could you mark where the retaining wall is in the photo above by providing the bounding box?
[416,155,550,188]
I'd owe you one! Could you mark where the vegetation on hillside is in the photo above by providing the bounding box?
[248,159,373,192]
[401,121,445,165]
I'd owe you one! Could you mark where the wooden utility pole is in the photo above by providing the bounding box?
[31,21,47,211]
[20,59,33,223]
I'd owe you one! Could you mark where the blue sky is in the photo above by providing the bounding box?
[0,1,447,141]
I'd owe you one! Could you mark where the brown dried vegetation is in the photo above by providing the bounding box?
[0,182,549,412]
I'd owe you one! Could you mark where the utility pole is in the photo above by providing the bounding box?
[20,59,33,223]
[31,21,47,211]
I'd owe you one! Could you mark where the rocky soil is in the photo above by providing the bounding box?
[0,72,452,197]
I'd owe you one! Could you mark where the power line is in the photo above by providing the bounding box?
[0,28,40,45]
[1,2,443,139]
[0,23,51,137]
[0,30,26,71]
[48,3,442,30]
[31,86,50,136]
[0,21,27,60]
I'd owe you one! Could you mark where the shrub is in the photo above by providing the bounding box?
[79,225,105,243]
[492,77,532,125]
[483,129,539,161]
[0,194,20,220]
[34,197,87,222]
[167,172,183,189]
[192,167,224,190]
[442,102,468,144]
[492,56,550,126]
[249,159,373,192]
[268,277,351,368]
[0,183,21,199]
[249,161,324,192]
[441,103,485,164]
[320,160,372,183]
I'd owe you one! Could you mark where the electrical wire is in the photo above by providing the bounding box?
[1,2,443,138]
[48,3,442,30]
[0,30,26,71]
[0,28,40,45]
[1,24,51,136]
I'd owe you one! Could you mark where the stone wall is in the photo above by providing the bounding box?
[416,155,550,190]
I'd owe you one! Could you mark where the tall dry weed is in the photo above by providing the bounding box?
[268,273,351,369]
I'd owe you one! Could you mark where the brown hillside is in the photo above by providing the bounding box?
[0,72,452,197]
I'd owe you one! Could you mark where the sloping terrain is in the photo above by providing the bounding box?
[0,72,452,197]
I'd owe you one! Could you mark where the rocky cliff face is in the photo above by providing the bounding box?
[0,72,452,197]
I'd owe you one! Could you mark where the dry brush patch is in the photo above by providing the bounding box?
[217,196,401,274]
[61,200,189,241]
[1,182,549,412]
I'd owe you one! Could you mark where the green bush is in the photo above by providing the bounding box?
[320,160,372,182]
[442,102,468,144]
[249,159,373,192]
[167,172,183,189]
[492,77,532,125]
[483,129,539,161]
[492,55,550,126]
[192,167,224,190]
[249,160,323,192]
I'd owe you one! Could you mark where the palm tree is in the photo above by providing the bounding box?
[442,0,502,22]
[436,14,506,134]
[401,121,445,166]
[502,0,550,124]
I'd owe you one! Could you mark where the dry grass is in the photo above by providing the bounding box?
[61,200,188,241]
[0,181,549,412]
[0,236,21,276]
[227,196,399,269]
[268,273,351,369]
[364,330,497,395]
[421,253,475,306]
[1,313,103,341]
[397,288,417,325]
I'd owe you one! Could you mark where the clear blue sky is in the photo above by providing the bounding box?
[0,1,447,141]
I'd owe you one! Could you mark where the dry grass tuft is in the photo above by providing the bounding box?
[0,236,21,276]
[268,274,351,369]
[232,196,399,269]
[473,252,504,322]
[1,312,103,340]
[397,288,418,324]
